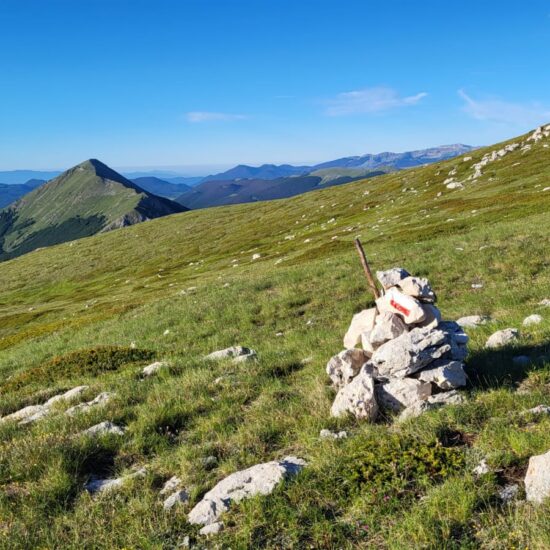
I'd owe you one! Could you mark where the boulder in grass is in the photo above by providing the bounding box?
[65,392,114,416]
[525,450,550,503]
[523,314,542,326]
[82,421,126,437]
[376,287,426,325]
[370,326,450,378]
[160,476,183,496]
[417,359,467,390]
[376,267,410,289]
[326,349,369,388]
[456,315,490,328]
[85,468,146,494]
[205,346,257,363]
[343,308,377,349]
[485,328,519,349]
[397,276,436,303]
[330,367,378,420]
[142,361,169,377]
[163,489,189,511]
[188,457,306,527]
[369,312,407,347]
[375,378,431,412]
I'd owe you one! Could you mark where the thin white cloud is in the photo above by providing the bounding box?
[186,111,248,123]
[324,86,427,116]
[458,89,550,126]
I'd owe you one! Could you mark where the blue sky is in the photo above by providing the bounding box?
[1,0,549,172]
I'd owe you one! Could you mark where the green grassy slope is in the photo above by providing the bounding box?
[0,127,549,548]
[0,159,186,261]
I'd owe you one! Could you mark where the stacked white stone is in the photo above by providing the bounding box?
[328,267,468,421]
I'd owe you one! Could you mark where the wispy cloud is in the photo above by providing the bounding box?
[324,86,427,116]
[186,111,248,123]
[458,89,550,126]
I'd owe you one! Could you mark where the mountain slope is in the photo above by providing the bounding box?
[0,159,187,260]
[0,126,549,548]
[130,177,192,199]
[176,169,387,209]
[0,179,44,208]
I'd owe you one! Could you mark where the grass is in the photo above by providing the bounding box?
[0,127,549,548]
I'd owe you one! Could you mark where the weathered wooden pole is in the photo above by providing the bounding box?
[354,238,380,300]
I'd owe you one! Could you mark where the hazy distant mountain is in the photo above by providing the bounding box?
[0,179,45,208]
[201,163,310,183]
[123,171,203,186]
[313,144,474,170]
[0,170,60,185]
[0,159,187,260]
[131,177,192,199]
[176,169,386,209]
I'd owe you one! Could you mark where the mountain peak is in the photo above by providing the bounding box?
[76,159,128,183]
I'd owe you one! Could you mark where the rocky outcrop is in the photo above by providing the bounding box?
[525,449,550,504]
[205,346,257,363]
[188,456,306,527]
[485,328,519,349]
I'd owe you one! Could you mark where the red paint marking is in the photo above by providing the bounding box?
[390,299,410,317]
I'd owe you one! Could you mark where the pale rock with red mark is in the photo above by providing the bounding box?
[376,287,426,325]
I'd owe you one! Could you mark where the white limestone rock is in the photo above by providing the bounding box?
[485,328,519,349]
[205,346,257,363]
[326,349,369,388]
[85,467,146,494]
[525,449,550,503]
[343,308,377,349]
[499,484,520,502]
[370,326,450,378]
[417,359,467,390]
[523,314,542,326]
[397,276,436,303]
[376,267,410,289]
[142,361,169,377]
[163,489,189,511]
[369,312,407,347]
[330,367,378,420]
[187,456,306,526]
[81,421,126,437]
[376,287,426,325]
[416,304,442,329]
[399,390,465,420]
[456,315,490,328]
[375,378,432,412]
[65,392,114,416]
[160,475,183,496]
[539,299,550,307]
[199,521,224,536]
[320,429,347,440]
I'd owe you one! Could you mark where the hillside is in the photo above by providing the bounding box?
[176,170,387,209]
[0,126,549,548]
[0,159,187,261]
[0,179,44,208]
[130,177,192,199]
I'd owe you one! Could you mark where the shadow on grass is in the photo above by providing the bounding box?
[466,342,550,389]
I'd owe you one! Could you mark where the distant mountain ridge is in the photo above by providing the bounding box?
[130,177,192,199]
[0,179,44,208]
[0,159,186,260]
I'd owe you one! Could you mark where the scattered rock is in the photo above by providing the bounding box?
[456,315,490,328]
[319,429,347,439]
[163,489,189,511]
[326,349,369,388]
[81,421,126,437]
[331,367,378,420]
[142,361,169,377]
[199,521,224,536]
[205,346,257,363]
[65,392,114,416]
[201,456,218,470]
[539,299,550,307]
[525,449,550,503]
[85,468,146,494]
[524,405,550,415]
[399,390,465,421]
[523,314,542,326]
[160,476,183,496]
[369,312,407,347]
[397,276,436,302]
[188,457,306,527]
[485,328,519,349]
[498,484,520,502]
[473,459,490,476]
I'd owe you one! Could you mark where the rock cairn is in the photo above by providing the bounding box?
[327,267,468,421]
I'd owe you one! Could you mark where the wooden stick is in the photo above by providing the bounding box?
[354,238,380,300]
